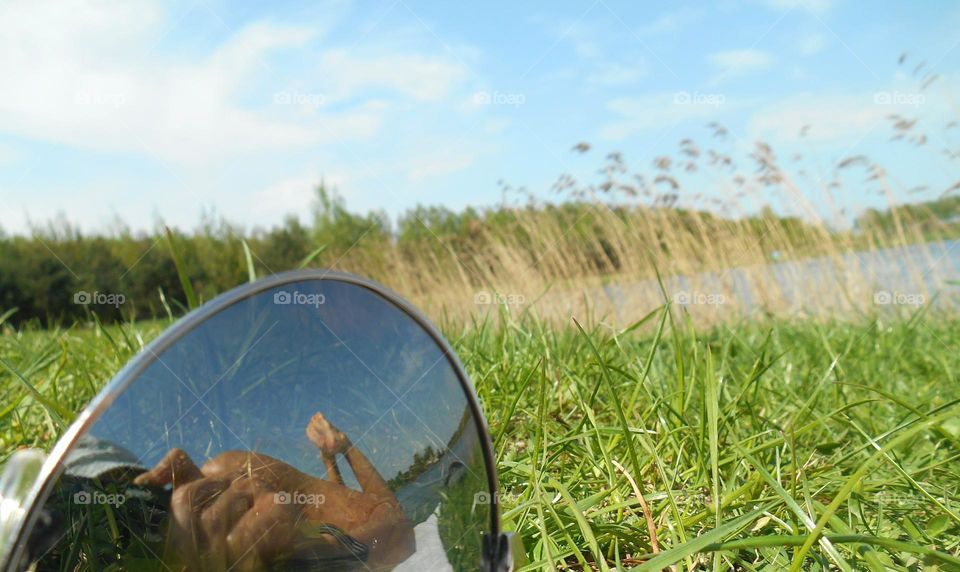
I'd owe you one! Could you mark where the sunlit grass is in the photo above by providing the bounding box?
[3,306,959,570]
[455,306,960,570]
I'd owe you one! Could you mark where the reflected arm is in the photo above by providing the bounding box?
[342,446,393,500]
[322,452,344,484]
[306,411,395,498]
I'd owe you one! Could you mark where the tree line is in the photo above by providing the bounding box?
[2,186,957,328]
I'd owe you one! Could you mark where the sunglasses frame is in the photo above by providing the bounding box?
[3,270,504,571]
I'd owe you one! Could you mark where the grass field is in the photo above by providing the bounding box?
[2,18,957,570]
[3,302,959,570]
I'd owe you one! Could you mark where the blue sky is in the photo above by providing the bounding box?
[1,0,958,235]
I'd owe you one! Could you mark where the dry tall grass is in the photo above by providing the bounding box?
[326,127,959,327]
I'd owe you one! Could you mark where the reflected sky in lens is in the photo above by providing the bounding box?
[91,280,477,507]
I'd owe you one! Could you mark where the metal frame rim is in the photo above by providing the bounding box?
[6,269,500,569]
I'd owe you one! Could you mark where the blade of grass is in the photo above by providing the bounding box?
[164,226,198,310]
[0,356,68,428]
[241,239,257,282]
[789,406,960,571]
[549,477,611,572]
[572,318,643,484]
[739,448,854,571]
[707,535,960,568]
[297,243,328,269]
[630,504,772,571]
[705,348,721,572]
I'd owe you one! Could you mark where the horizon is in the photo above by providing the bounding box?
[7,185,958,241]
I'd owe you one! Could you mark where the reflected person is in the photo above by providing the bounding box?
[133,412,415,570]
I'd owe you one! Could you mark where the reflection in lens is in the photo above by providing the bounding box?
[26,278,493,571]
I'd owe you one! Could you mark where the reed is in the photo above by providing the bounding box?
[319,132,959,327]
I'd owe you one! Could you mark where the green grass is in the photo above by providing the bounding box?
[2,308,960,570]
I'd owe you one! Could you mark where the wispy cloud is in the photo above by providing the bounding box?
[709,49,775,79]
[636,7,705,35]
[408,150,477,180]
[749,92,885,142]
[317,49,467,102]
[600,91,733,140]
[250,171,353,223]
[0,0,470,167]
[0,2,351,164]
[251,175,321,221]
[746,75,959,144]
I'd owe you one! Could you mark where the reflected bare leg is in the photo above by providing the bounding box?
[306,412,348,484]
[133,447,203,488]
[304,411,415,568]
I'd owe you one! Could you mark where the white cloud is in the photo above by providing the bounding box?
[637,7,705,35]
[317,50,467,102]
[251,175,321,219]
[0,1,354,164]
[709,49,774,78]
[747,74,959,146]
[0,0,470,167]
[750,94,884,142]
[408,151,476,180]
[600,92,732,140]
[248,171,352,223]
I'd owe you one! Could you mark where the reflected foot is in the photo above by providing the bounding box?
[306,412,351,457]
[133,447,202,488]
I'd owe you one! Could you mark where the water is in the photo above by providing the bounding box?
[595,239,960,320]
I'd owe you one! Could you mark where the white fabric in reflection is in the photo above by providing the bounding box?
[393,512,453,572]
